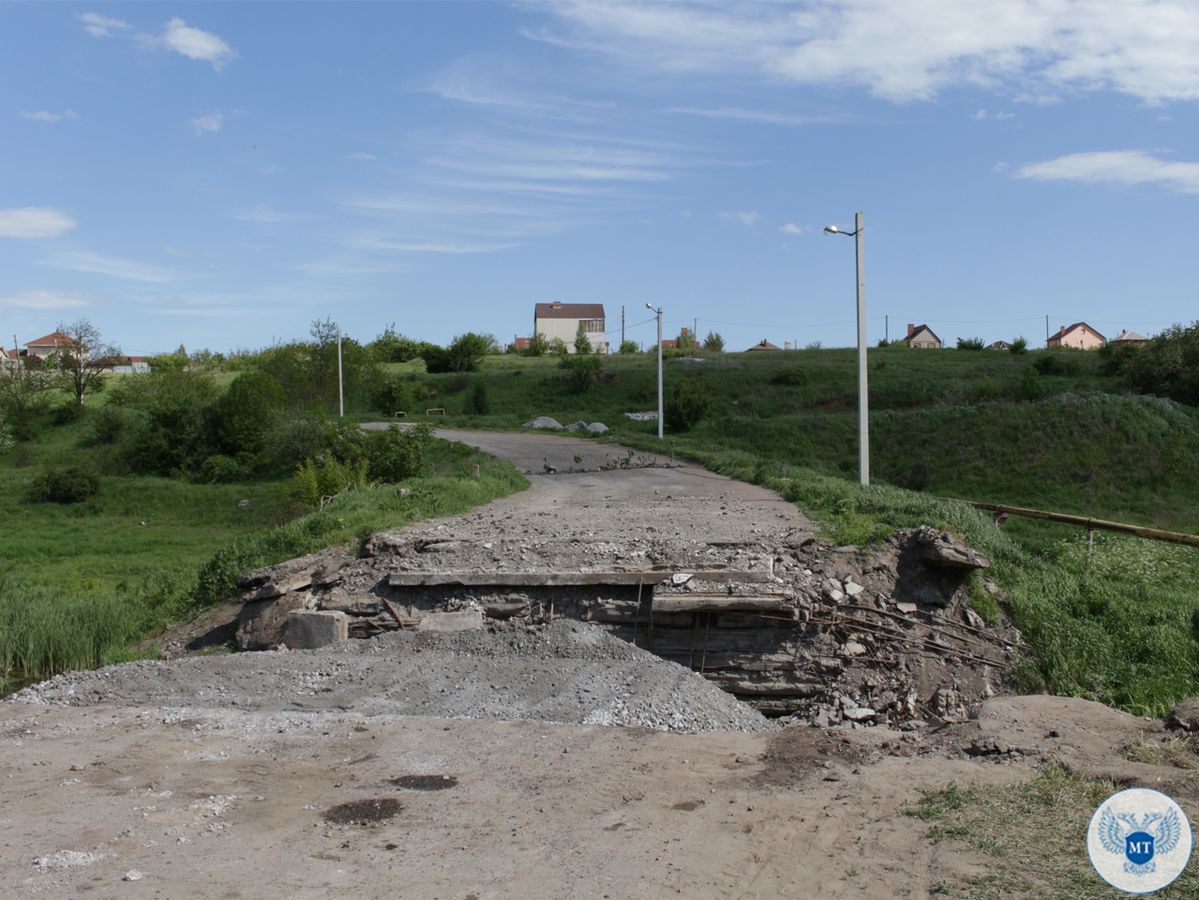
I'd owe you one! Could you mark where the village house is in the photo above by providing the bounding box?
[987,340,1011,351]
[746,339,781,352]
[1110,329,1149,348]
[24,330,77,360]
[904,323,942,349]
[532,302,608,354]
[1046,322,1105,350]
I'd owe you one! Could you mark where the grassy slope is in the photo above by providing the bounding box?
[385,348,1199,715]
[0,409,527,688]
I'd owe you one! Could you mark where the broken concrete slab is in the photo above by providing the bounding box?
[286,610,349,649]
[416,610,484,632]
[237,592,316,649]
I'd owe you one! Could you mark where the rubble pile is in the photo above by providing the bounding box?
[236,523,1018,729]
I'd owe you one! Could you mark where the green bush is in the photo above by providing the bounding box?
[664,379,711,432]
[956,337,985,350]
[366,425,432,482]
[619,339,639,354]
[373,374,411,415]
[574,328,593,355]
[703,331,725,352]
[199,454,245,484]
[1009,337,1028,355]
[50,402,84,426]
[28,467,100,504]
[85,405,127,446]
[293,459,320,507]
[770,367,809,386]
[559,354,603,393]
[464,381,491,415]
[1015,365,1046,401]
[1033,352,1080,376]
[210,371,283,457]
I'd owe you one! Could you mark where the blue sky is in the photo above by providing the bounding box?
[3,1,1198,355]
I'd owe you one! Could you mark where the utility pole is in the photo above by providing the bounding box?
[646,304,663,439]
[885,315,889,343]
[1046,315,1050,342]
[621,305,625,347]
[337,324,344,418]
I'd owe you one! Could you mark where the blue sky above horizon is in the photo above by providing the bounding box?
[3,1,1198,355]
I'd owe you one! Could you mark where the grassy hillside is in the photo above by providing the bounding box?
[382,346,1199,716]
[388,346,1199,532]
[0,406,527,691]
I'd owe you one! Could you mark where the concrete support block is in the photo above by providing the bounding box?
[285,610,350,649]
[416,609,484,633]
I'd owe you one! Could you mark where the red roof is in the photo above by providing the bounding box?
[534,302,605,320]
[905,323,942,346]
[746,339,781,351]
[26,331,77,349]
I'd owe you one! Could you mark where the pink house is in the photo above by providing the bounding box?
[1046,322,1105,350]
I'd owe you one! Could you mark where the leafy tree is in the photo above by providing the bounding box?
[210,370,284,457]
[956,337,984,350]
[118,368,219,476]
[369,324,422,363]
[574,327,593,355]
[54,318,120,405]
[524,333,550,357]
[619,339,639,354]
[0,368,58,439]
[1124,321,1199,405]
[366,425,432,481]
[423,333,496,373]
[1009,337,1028,355]
[676,329,697,354]
[702,331,724,352]
[549,337,568,356]
[0,410,11,454]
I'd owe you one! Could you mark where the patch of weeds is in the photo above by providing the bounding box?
[966,575,1002,626]
[903,764,1199,898]
[1124,732,1198,769]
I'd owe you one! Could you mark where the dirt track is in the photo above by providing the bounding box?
[3,430,1195,897]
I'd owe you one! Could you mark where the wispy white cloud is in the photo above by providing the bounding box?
[190,111,223,134]
[79,12,130,38]
[21,109,78,123]
[346,152,377,161]
[780,222,808,235]
[161,18,236,69]
[0,207,77,239]
[532,1,1199,104]
[43,251,178,283]
[718,210,760,226]
[1014,150,1199,193]
[348,234,518,255]
[667,106,845,126]
[231,205,304,224]
[971,108,1014,121]
[0,290,92,311]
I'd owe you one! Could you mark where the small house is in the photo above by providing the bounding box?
[25,331,77,361]
[746,339,781,352]
[904,323,942,349]
[1047,322,1105,350]
[532,302,607,354]
[1110,329,1149,348]
[988,340,1011,351]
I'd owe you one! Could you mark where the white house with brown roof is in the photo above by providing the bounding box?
[25,330,78,360]
[1046,322,1105,350]
[533,302,607,354]
[904,323,942,349]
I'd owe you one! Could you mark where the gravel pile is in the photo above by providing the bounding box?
[13,621,774,734]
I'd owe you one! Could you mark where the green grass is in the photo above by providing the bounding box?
[0,411,527,691]
[903,765,1199,898]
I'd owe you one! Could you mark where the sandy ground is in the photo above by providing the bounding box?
[4,430,1194,897]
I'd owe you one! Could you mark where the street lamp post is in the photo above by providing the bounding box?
[823,212,869,486]
[646,303,663,439]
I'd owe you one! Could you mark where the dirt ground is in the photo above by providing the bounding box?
[4,430,1196,897]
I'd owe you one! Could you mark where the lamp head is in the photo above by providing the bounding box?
[645,303,655,311]
[823,225,840,235]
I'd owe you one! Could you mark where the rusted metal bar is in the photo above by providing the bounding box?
[971,502,1199,549]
